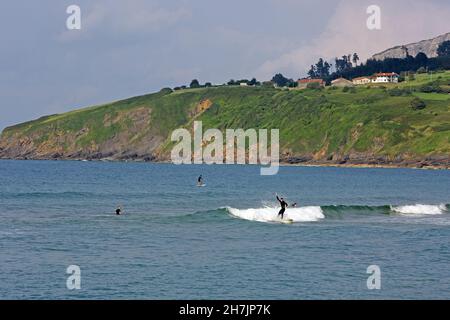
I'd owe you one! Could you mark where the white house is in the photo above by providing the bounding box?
[371,72,399,83]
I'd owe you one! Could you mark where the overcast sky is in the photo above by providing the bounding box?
[0,0,449,130]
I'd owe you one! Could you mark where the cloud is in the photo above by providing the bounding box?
[255,0,450,79]
[1,0,448,131]
[58,0,191,42]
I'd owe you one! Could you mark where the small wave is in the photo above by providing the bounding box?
[225,206,325,223]
[321,204,391,215]
[3,191,94,198]
[390,204,448,215]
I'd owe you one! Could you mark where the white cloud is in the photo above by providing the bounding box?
[255,0,450,79]
[58,0,191,42]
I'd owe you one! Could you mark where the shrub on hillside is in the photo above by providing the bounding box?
[160,87,173,94]
[306,82,322,90]
[410,98,426,110]
[416,67,427,74]
[342,86,356,93]
[388,88,411,96]
[419,82,443,93]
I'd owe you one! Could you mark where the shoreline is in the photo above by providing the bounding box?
[0,157,448,170]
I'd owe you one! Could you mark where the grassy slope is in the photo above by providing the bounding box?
[1,72,450,161]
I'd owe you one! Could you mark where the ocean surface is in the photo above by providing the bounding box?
[0,160,449,299]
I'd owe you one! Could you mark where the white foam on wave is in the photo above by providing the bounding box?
[390,204,447,215]
[226,205,325,223]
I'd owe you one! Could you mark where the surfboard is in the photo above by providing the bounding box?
[272,218,293,224]
[197,183,206,187]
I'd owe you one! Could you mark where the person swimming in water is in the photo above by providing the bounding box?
[115,206,122,215]
[197,175,203,186]
[276,194,288,219]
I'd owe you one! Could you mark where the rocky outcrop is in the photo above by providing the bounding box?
[0,106,163,162]
[372,32,450,60]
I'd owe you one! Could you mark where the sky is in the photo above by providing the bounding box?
[0,0,449,131]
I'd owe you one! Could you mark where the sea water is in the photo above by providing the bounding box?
[0,160,449,299]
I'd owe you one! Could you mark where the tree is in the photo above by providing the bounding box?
[308,59,331,79]
[307,65,317,78]
[415,52,428,68]
[315,58,331,78]
[248,78,260,86]
[324,61,331,77]
[352,53,360,66]
[271,73,290,87]
[437,40,450,57]
[334,55,353,73]
[204,82,212,87]
[190,79,200,88]
[334,58,343,73]
[288,80,298,88]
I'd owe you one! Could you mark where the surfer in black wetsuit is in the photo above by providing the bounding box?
[276,195,288,219]
[197,175,203,185]
[116,206,122,215]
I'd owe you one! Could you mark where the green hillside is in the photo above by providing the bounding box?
[1,71,449,168]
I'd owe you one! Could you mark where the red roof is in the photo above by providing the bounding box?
[374,72,399,77]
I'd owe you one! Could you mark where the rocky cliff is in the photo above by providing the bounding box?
[372,32,450,60]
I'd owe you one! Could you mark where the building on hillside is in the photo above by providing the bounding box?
[297,78,325,89]
[371,72,399,83]
[239,82,248,86]
[352,76,372,85]
[331,77,354,87]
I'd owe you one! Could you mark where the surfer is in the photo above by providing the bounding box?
[276,195,288,219]
[115,206,122,215]
[197,175,203,186]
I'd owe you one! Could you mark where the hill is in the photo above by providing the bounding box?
[372,32,450,60]
[1,72,450,168]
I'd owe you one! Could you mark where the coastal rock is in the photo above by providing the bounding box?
[372,32,450,60]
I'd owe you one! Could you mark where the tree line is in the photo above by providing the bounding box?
[174,41,450,90]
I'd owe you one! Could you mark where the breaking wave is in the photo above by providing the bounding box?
[221,203,448,224]
[390,204,448,215]
[226,206,325,223]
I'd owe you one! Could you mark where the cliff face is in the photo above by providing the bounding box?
[1,72,450,169]
[372,32,450,60]
[0,107,163,161]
